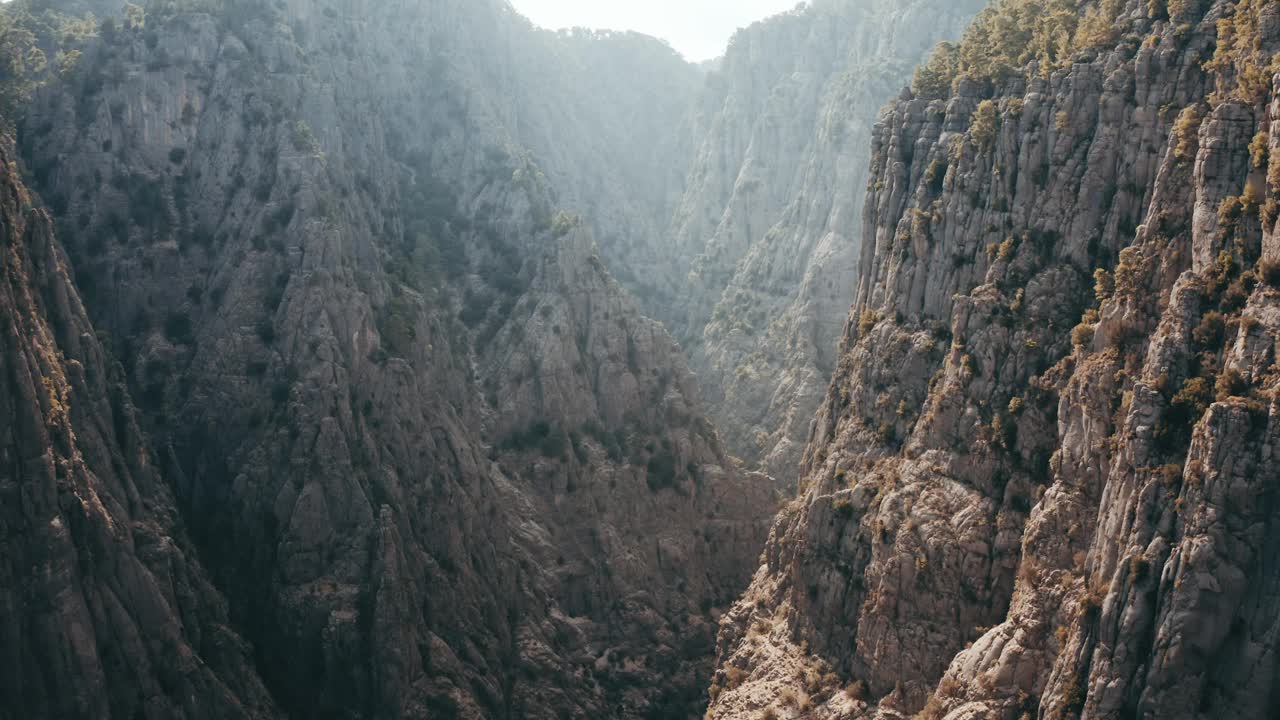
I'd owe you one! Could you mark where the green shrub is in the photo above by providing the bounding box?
[1158,463,1183,486]
[646,450,679,491]
[1215,368,1246,401]
[913,42,959,100]
[857,310,881,338]
[271,381,291,405]
[1173,105,1204,160]
[1192,311,1225,347]
[377,294,417,357]
[1072,322,1095,347]
[950,0,1124,88]
[924,158,947,191]
[459,290,493,328]
[263,200,296,233]
[970,100,999,151]
[583,420,624,461]
[570,431,588,464]
[163,311,193,343]
[539,426,568,460]
[1259,259,1280,285]
[1171,376,1212,420]
[255,321,275,344]
[1094,268,1115,301]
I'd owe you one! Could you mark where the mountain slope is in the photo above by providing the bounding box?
[660,0,983,477]
[0,136,278,719]
[708,1,1280,717]
[12,1,772,717]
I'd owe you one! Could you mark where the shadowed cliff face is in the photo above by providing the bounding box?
[0,137,277,719]
[11,0,773,717]
[708,1,1280,718]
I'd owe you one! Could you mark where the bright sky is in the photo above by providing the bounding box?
[508,0,807,62]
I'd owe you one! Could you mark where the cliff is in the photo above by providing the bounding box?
[0,136,277,719]
[9,0,772,717]
[662,0,984,477]
[708,1,1280,718]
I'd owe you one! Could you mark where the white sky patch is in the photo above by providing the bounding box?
[508,0,807,61]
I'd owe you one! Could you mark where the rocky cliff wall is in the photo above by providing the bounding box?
[664,0,984,478]
[0,136,278,719]
[11,1,773,717]
[708,1,1280,718]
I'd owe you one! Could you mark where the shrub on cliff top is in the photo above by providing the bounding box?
[912,42,959,100]
[947,0,1125,90]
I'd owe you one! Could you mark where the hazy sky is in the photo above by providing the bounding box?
[508,0,806,61]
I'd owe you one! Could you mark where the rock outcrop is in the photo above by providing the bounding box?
[0,136,277,719]
[9,0,772,717]
[709,1,1280,718]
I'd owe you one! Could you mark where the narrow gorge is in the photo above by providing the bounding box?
[2,0,1280,719]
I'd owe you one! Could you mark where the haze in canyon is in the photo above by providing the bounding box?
[2,1,1279,719]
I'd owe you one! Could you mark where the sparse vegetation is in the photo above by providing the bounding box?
[646,449,679,491]
[376,293,417,357]
[501,420,568,460]
[1204,0,1280,105]
[857,309,881,338]
[0,2,96,129]
[1259,259,1280,286]
[1173,104,1204,160]
[912,41,958,100]
[970,100,999,151]
[832,495,854,516]
[912,0,1127,101]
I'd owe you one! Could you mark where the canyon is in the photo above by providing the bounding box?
[3,0,1280,719]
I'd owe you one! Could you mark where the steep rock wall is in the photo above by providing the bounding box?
[0,137,278,719]
[709,1,1280,718]
[14,1,772,717]
[664,0,983,477]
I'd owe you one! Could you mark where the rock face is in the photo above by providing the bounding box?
[14,0,1280,718]
[661,0,983,477]
[708,1,1280,718]
[0,138,277,719]
[8,0,771,717]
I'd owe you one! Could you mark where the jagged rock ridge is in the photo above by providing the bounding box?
[708,1,1280,718]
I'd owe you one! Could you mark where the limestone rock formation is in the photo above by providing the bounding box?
[7,0,772,717]
[663,0,983,477]
[10,0,1280,718]
[708,1,1280,718]
[0,137,277,719]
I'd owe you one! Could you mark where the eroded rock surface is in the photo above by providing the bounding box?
[662,0,983,477]
[0,137,278,720]
[9,1,772,717]
[709,1,1280,718]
